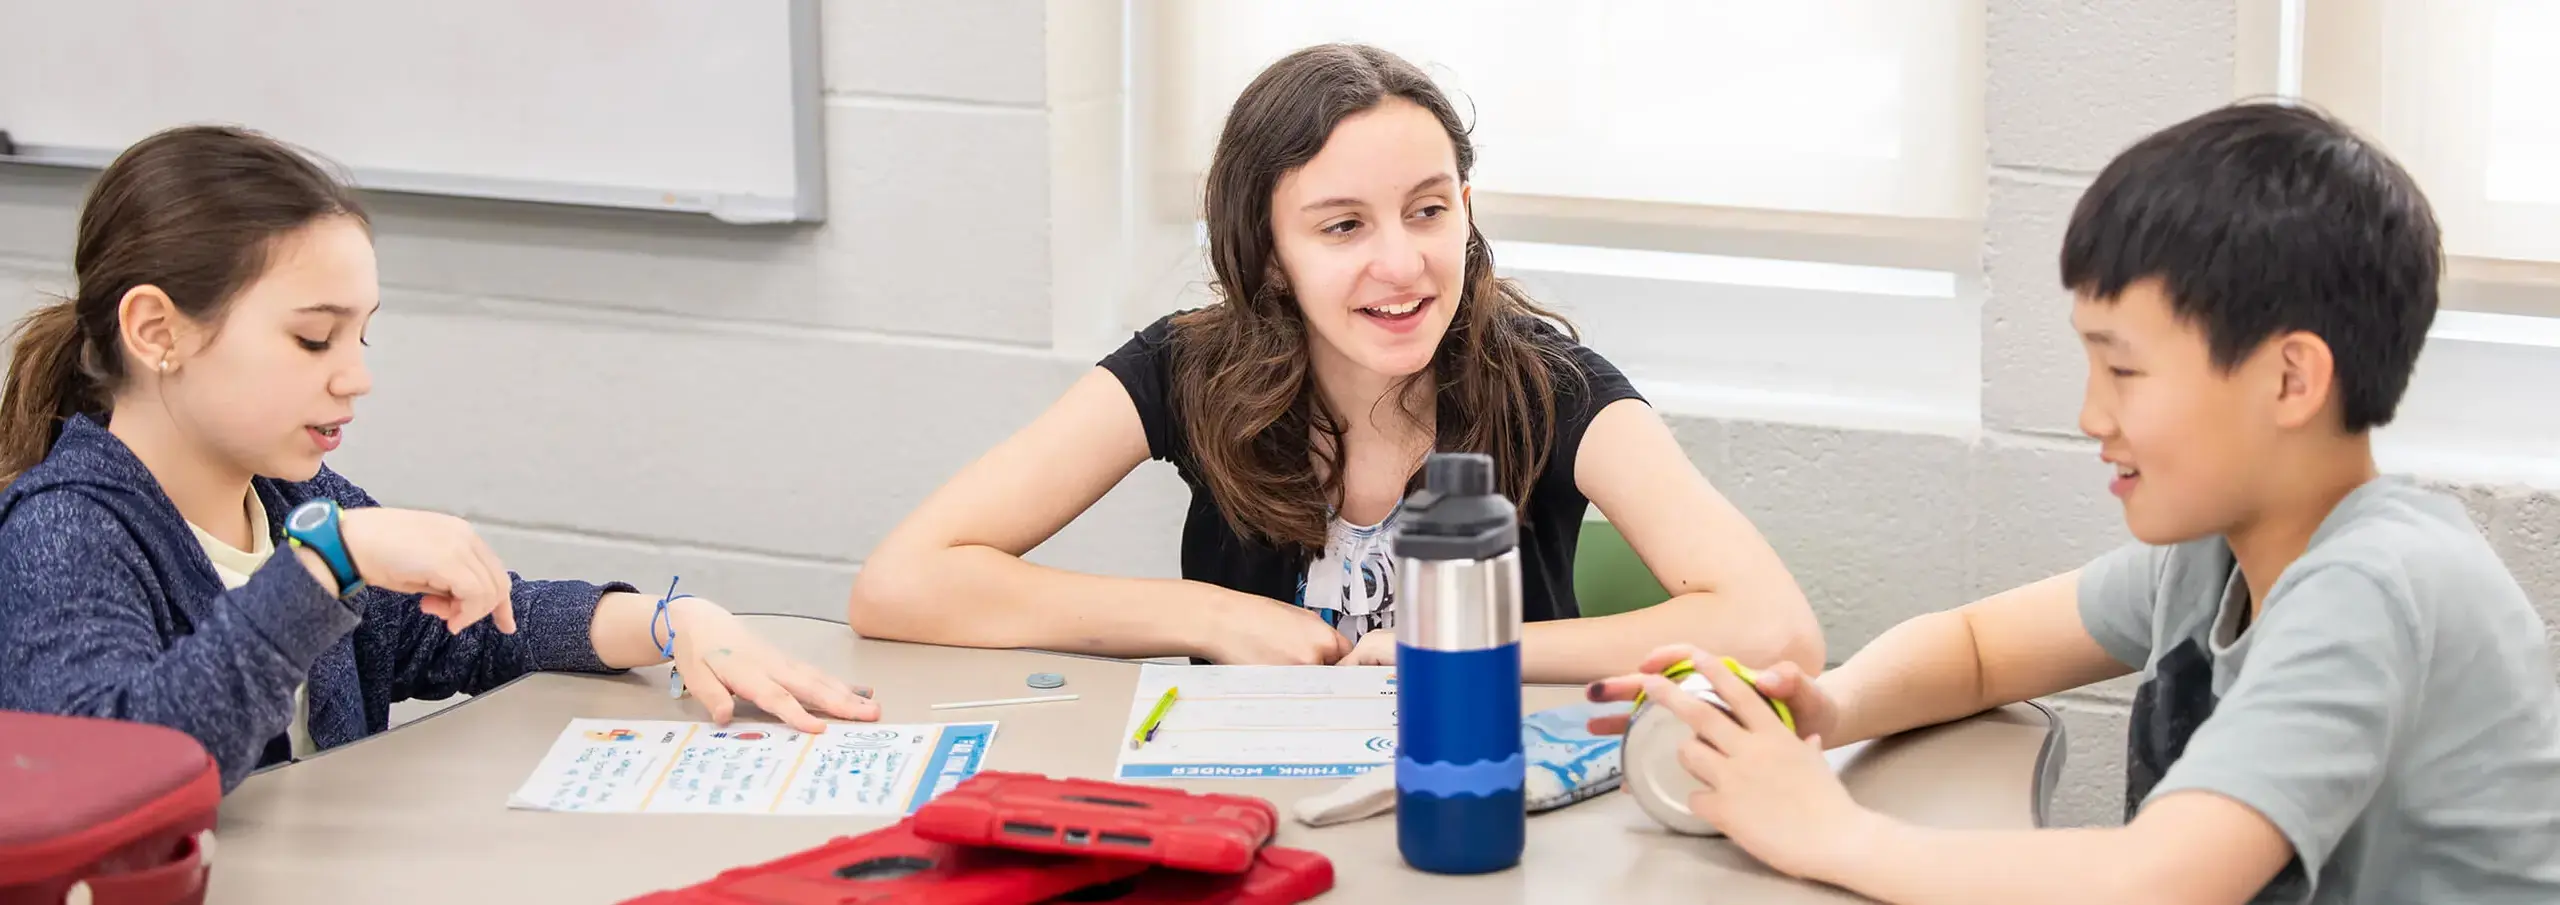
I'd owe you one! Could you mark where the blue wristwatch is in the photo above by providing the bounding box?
[284,500,365,596]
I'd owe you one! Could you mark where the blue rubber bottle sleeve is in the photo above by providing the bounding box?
[1395,643,1525,875]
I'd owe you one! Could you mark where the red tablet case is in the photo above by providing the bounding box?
[0,710,221,905]
[1061,846,1336,905]
[911,772,1278,875]
[617,817,1150,905]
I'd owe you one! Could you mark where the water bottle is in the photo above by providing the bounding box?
[1391,452,1525,875]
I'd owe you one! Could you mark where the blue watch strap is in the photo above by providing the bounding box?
[285,500,365,596]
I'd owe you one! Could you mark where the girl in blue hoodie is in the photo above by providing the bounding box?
[0,125,879,791]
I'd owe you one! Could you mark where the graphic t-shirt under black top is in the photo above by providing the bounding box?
[1098,313,1646,634]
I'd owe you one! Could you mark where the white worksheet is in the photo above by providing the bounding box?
[1114,665,1398,780]
[507,719,996,815]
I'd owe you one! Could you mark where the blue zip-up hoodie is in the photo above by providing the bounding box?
[0,415,634,791]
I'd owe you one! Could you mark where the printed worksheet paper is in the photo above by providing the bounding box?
[508,719,995,815]
[1115,664,1398,780]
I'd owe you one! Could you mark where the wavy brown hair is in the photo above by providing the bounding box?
[1171,43,1582,552]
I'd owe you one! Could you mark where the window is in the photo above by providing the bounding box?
[1126,1,1986,435]
[1158,0,1980,222]
[2284,0,2560,483]
[2296,0,2560,268]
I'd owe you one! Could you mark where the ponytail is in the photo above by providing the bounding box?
[0,124,364,492]
[0,300,95,489]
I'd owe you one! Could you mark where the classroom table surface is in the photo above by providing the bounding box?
[210,614,2063,904]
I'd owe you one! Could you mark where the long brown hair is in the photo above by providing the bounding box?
[0,124,367,488]
[1172,43,1581,552]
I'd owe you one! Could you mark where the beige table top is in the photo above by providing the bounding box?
[210,614,2061,904]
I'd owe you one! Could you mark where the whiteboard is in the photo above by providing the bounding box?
[0,0,824,224]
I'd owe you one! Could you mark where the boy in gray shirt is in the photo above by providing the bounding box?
[2080,478,2560,902]
[1587,101,2560,903]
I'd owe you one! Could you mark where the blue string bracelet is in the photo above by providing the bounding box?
[652,576,697,699]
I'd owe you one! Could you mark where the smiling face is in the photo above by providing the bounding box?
[2074,278,2296,545]
[1266,96,1470,382]
[157,215,379,482]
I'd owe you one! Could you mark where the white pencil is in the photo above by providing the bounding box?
[930,693,1080,710]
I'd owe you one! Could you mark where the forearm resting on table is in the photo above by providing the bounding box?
[846,544,1216,660]
[1820,793,2288,905]
[1525,589,1823,685]
[1812,609,1998,746]
[1830,818,2139,904]
[1817,570,2115,747]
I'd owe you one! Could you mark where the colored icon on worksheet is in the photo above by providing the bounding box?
[585,728,641,742]
[714,730,770,742]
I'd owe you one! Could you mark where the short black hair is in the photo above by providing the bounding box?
[2061,100,2443,433]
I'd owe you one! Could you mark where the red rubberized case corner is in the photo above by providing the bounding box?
[1057,846,1336,905]
[910,771,1278,874]
[0,710,221,905]
[617,817,1148,905]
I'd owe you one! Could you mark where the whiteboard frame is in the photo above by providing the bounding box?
[0,0,827,226]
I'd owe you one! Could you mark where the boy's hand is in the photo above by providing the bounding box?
[1739,659,1838,743]
[1639,664,1871,882]
[1582,644,1837,743]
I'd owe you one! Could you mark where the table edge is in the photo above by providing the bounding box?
[253,610,2073,831]
[241,612,1186,780]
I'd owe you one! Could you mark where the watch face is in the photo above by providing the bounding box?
[289,504,330,533]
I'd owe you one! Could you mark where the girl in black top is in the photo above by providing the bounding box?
[849,44,1821,683]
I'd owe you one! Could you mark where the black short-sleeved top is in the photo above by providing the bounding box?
[1099,313,1645,633]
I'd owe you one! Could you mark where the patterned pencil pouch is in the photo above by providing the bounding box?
[1521,700,1631,812]
[1292,700,1635,826]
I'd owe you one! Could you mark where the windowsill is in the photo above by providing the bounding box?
[1623,378,1980,438]
[1114,230,2560,490]
[2374,441,2560,490]
[2447,255,2560,319]
[2374,308,2560,490]
[1494,241,1956,298]
[1492,239,1980,437]
[2430,308,2560,346]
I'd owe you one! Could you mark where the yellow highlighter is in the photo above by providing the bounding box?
[1129,685,1180,749]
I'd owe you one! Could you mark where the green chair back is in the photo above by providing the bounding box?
[1573,517,1669,618]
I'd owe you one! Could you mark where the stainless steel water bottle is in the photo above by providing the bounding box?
[1391,452,1525,874]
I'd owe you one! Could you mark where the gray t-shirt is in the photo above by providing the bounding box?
[2079,477,2560,903]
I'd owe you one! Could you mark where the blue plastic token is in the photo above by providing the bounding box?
[1026,672,1066,689]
